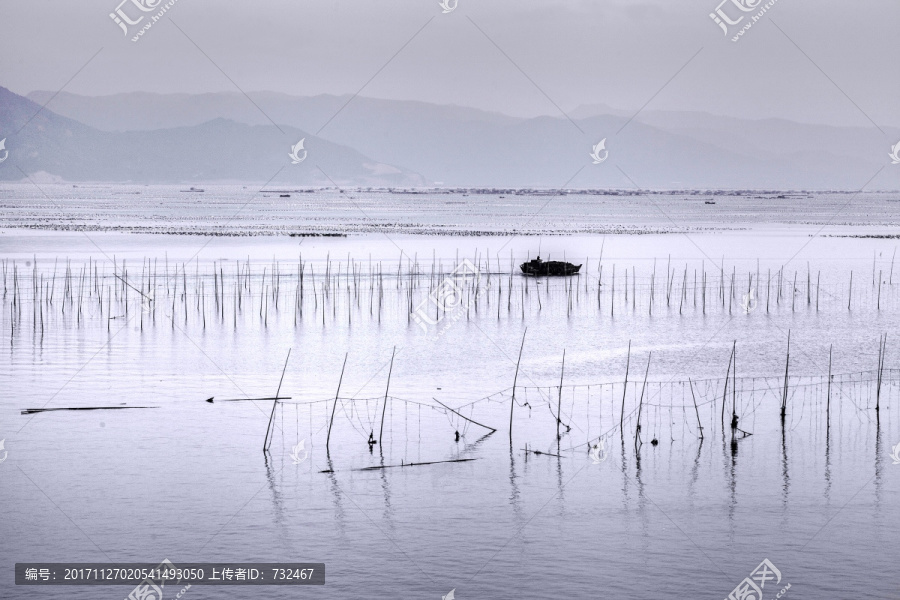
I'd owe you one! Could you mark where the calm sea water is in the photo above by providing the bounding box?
[2,190,900,598]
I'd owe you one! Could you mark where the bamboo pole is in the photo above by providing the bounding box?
[326,353,349,455]
[433,398,497,433]
[731,340,738,438]
[877,271,882,310]
[557,349,566,447]
[826,344,832,427]
[890,248,896,285]
[781,331,790,422]
[510,328,527,444]
[816,271,820,311]
[378,346,396,445]
[848,271,853,310]
[620,340,631,432]
[689,378,703,439]
[634,352,652,450]
[721,345,734,427]
[876,334,886,412]
[263,348,292,452]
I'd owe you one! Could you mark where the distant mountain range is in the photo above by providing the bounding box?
[1,87,898,189]
[0,87,423,186]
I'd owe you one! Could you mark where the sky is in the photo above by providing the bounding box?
[0,0,897,127]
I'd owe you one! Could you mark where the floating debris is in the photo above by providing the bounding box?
[207,396,291,403]
[320,458,478,473]
[522,448,562,458]
[21,406,158,415]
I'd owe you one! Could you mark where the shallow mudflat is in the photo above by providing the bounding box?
[2,184,899,236]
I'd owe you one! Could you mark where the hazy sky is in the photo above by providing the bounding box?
[1,0,897,127]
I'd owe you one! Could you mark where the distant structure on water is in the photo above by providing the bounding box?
[520,256,582,276]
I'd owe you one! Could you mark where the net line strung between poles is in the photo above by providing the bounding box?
[262,366,897,449]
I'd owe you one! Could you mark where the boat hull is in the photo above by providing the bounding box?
[519,261,582,276]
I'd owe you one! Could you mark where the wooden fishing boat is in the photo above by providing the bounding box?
[519,257,581,276]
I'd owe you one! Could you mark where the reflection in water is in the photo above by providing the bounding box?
[874,414,882,512]
[689,438,704,502]
[619,435,630,511]
[324,457,347,536]
[781,425,790,509]
[824,426,832,503]
[461,431,495,456]
[508,447,523,522]
[727,433,737,541]
[378,448,393,523]
[633,447,650,562]
[264,451,293,554]
[555,455,565,508]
